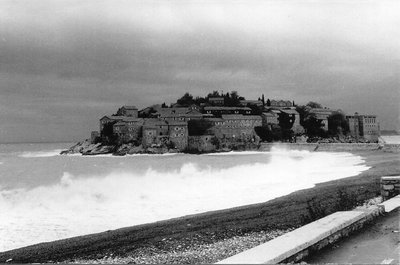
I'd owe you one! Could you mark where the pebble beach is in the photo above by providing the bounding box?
[68,229,292,264]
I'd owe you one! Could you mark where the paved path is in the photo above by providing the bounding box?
[305,208,399,264]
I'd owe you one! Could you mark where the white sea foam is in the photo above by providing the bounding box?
[381,135,400,144]
[204,150,266,156]
[19,149,64,158]
[0,150,369,251]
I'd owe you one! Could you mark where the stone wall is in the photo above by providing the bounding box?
[259,142,383,152]
[316,143,381,151]
[259,143,318,152]
[382,144,400,153]
[381,176,400,200]
[188,135,216,152]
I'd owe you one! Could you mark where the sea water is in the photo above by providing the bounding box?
[0,143,369,251]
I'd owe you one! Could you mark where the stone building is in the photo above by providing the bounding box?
[208,96,225,106]
[346,113,380,142]
[154,108,204,121]
[239,99,263,107]
[269,100,293,108]
[116,105,138,117]
[188,135,216,152]
[99,115,124,132]
[112,117,144,143]
[309,108,334,130]
[261,111,280,127]
[142,119,169,147]
[203,106,252,117]
[279,109,304,134]
[168,121,189,150]
[90,131,99,144]
[141,119,188,150]
[206,114,262,140]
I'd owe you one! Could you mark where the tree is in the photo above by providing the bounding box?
[328,112,349,136]
[303,114,325,137]
[210,136,221,149]
[177,92,194,106]
[247,104,262,115]
[266,98,271,107]
[101,122,118,144]
[207,91,221,98]
[295,105,310,126]
[188,119,213,136]
[262,94,265,106]
[278,113,295,141]
[306,101,323,109]
[255,126,273,142]
[224,90,241,106]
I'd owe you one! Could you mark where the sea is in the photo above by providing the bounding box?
[4,138,397,252]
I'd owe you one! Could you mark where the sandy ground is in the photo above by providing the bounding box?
[305,208,400,264]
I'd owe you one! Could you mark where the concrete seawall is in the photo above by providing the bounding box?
[217,195,400,264]
[259,142,400,152]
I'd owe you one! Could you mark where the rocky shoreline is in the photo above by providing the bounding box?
[60,140,182,156]
[60,139,256,156]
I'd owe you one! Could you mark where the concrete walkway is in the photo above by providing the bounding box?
[217,195,400,264]
[305,207,399,264]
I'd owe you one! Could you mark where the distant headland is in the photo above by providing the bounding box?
[61,91,381,156]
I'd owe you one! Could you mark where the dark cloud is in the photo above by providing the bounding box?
[0,1,399,142]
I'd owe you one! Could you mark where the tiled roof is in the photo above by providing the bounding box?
[122,105,138,110]
[122,117,143,122]
[143,118,168,127]
[280,109,299,115]
[100,115,125,121]
[156,108,189,116]
[168,121,188,126]
[204,106,252,111]
[262,112,277,116]
[114,121,126,126]
[309,108,333,113]
[221,114,262,120]
[240,100,263,105]
[205,117,224,122]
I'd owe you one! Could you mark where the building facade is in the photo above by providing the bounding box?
[269,100,293,108]
[208,96,225,106]
[116,105,138,117]
[168,121,189,150]
[206,114,262,140]
[203,106,252,117]
[279,109,304,134]
[346,113,380,142]
[309,108,334,131]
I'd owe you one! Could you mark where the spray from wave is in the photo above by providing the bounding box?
[19,149,64,158]
[0,150,369,251]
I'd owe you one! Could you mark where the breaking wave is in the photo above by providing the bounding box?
[0,150,369,251]
[19,149,63,158]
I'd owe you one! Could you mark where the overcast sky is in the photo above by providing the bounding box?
[0,0,399,143]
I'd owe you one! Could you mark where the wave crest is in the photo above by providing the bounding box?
[0,150,369,251]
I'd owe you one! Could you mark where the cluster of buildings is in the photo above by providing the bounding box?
[92,96,380,151]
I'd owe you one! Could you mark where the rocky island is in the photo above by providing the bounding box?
[61,91,381,156]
